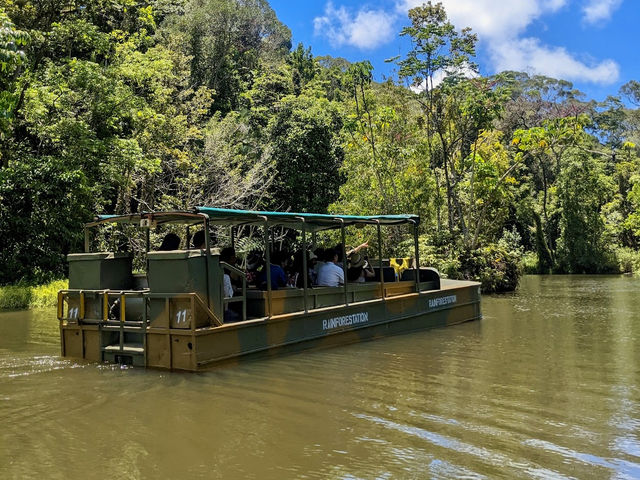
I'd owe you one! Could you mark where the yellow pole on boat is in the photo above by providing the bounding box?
[57,291,64,320]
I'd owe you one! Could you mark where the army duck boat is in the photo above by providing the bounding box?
[57,207,481,371]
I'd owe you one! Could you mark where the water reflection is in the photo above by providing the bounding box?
[0,275,639,479]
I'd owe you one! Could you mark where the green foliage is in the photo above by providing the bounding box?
[614,247,640,275]
[2,0,640,292]
[0,156,93,283]
[521,251,539,274]
[290,43,316,95]
[397,2,477,88]
[267,93,344,213]
[334,73,436,234]
[398,228,523,293]
[555,151,617,273]
[0,279,67,310]
[456,228,524,293]
[0,8,28,72]
[0,7,29,141]
[171,0,291,113]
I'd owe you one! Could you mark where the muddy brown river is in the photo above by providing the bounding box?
[1,275,639,479]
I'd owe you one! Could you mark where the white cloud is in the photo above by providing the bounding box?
[399,0,566,41]
[582,0,622,24]
[491,37,619,84]
[313,2,396,50]
[314,0,621,85]
[410,64,479,92]
[398,0,619,85]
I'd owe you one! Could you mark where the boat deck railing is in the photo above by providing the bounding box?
[57,289,223,365]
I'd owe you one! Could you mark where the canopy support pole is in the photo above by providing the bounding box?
[260,217,272,319]
[203,216,211,311]
[84,227,90,253]
[376,221,385,299]
[230,226,235,250]
[410,220,420,293]
[336,218,348,307]
[296,217,308,313]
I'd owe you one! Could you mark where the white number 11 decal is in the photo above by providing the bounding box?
[175,309,188,324]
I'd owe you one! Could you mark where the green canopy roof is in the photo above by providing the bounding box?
[195,206,418,231]
[92,207,419,232]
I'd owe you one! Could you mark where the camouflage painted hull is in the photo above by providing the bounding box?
[60,279,481,371]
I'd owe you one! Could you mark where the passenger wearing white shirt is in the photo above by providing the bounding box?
[223,273,234,298]
[221,246,239,322]
[316,249,344,287]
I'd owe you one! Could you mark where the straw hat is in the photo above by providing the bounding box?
[349,252,366,269]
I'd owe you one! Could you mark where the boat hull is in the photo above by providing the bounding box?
[60,280,481,371]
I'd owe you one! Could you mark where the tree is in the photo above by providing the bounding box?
[556,151,615,273]
[289,43,316,95]
[0,7,28,150]
[168,0,291,113]
[395,1,478,236]
[266,93,344,213]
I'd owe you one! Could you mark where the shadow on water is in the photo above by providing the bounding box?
[1,275,640,479]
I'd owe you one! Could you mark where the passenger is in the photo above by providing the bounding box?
[290,250,314,288]
[328,241,368,265]
[220,247,236,297]
[312,248,325,284]
[222,246,245,289]
[192,230,206,249]
[307,251,318,286]
[158,233,180,251]
[347,252,375,283]
[245,251,263,287]
[316,248,344,287]
[258,250,288,290]
[220,247,240,322]
[347,241,369,257]
[220,247,237,267]
[288,251,302,288]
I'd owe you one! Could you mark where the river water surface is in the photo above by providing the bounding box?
[1,275,639,479]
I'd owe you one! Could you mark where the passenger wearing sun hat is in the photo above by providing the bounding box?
[347,250,375,283]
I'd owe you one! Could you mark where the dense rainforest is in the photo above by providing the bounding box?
[1,0,640,292]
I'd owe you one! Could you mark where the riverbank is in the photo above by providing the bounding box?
[522,246,640,276]
[0,280,68,310]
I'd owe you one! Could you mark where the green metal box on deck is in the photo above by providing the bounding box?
[147,250,222,328]
[67,252,133,290]
[147,250,209,295]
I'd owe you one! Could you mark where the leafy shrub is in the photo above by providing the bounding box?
[522,251,539,274]
[615,247,640,275]
[0,279,68,310]
[398,228,524,292]
[455,243,523,293]
[0,285,32,310]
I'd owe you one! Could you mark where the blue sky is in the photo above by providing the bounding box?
[268,0,639,102]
